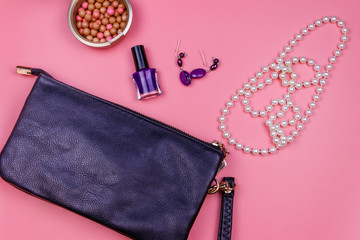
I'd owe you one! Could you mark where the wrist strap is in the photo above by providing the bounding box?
[217,177,235,240]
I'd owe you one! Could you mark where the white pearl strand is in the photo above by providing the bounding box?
[219,16,349,155]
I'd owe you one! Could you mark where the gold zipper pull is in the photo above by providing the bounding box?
[16,66,32,76]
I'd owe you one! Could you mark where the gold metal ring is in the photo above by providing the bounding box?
[207,178,220,194]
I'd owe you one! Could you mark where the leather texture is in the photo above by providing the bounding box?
[217,177,235,240]
[0,73,224,240]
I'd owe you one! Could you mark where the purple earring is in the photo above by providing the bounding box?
[175,39,220,86]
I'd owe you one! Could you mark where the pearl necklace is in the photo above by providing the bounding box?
[218,16,349,155]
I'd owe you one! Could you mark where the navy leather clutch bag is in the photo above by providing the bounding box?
[0,68,225,240]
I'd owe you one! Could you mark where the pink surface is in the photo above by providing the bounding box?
[0,0,360,239]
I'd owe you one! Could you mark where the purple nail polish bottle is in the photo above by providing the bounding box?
[131,45,162,100]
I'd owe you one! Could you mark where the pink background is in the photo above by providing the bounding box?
[1,0,360,239]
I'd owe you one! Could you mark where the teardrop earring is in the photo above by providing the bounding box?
[175,39,220,86]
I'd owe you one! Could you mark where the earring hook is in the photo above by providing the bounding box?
[199,50,208,67]
[175,38,181,57]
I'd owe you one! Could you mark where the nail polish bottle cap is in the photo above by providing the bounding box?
[131,45,149,71]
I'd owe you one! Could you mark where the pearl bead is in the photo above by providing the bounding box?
[256,72,263,78]
[312,78,319,85]
[315,72,323,79]
[337,20,344,27]
[288,86,295,93]
[281,120,288,127]
[266,119,272,126]
[290,39,297,46]
[270,131,277,137]
[300,57,307,63]
[334,49,341,56]
[238,89,245,95]
[289,79,295,85]
[314,64,321,71]
[292,57,299,63]
[227,101,234,107]
[303,81,311,87]
[323,16,330,22]
[295,34,303,40]
[287,100,294,107]
[252,111,259,117]
[289,119,296,125]
[316,86,324,93]
[266,105,273,111]
[305,109,312,116]
[275,65,282,72]
[301,28,309,35]
[307,59,315,65]
[339,43,345,49]
[331,16,337,22]
[242,99,249,105]
[261,149,268,155]
[284,93,291,99]
[258,82,265,89]
[269,146,277,154]
[341,28,348,34]
[260,110,267,117]
[244,91,252,97]
[236,143,243,149]
[229,138,236,145]
[223,131,230,138]
[270,63,276,69]
[269,126,276,131]
[280,140,287,146]
[265,78,272,84]
[295,83,302,89]
[313,94,320,101]
[279,72,286,79]
[297,123,304,130]
[285,46,292,53]
[293,106,300,112]
[309,102,317,108]
[245,106,252,112]
[280,52,287,58]
[269,114,276,120]
[271,72,278,79]
[308,24,315,30]
[341,35,348,42]
[315,20,322,26]
[329,56,336,63]
[262,66,270,72]
[272,99,279,105]
[291,72,298,79]
[279,99,286,105]
[250,86,257,92]
[232,95,240,101]
[276,58,283,64]
[244,83,251,89]
[282,105,289,112]
[219,116,226,122]
[282,80,289,87]
[292,130,299,136]
[287,135,294,142]
[250,77,257,83]
[274,123,280,129]
[285,60,292,66]
[219,124,226,130]
[294,113,301,120]
[320,79,326,85]
[325,64,333,71]
[273,137,280,144]
[222,108,229,114]
[323,72,329,78]
[252,148,260,155]
[277,111,284,118]
[243,146,251,153]
[301,116,308,123]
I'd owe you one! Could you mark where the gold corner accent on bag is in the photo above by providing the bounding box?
[16,66,32,75]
